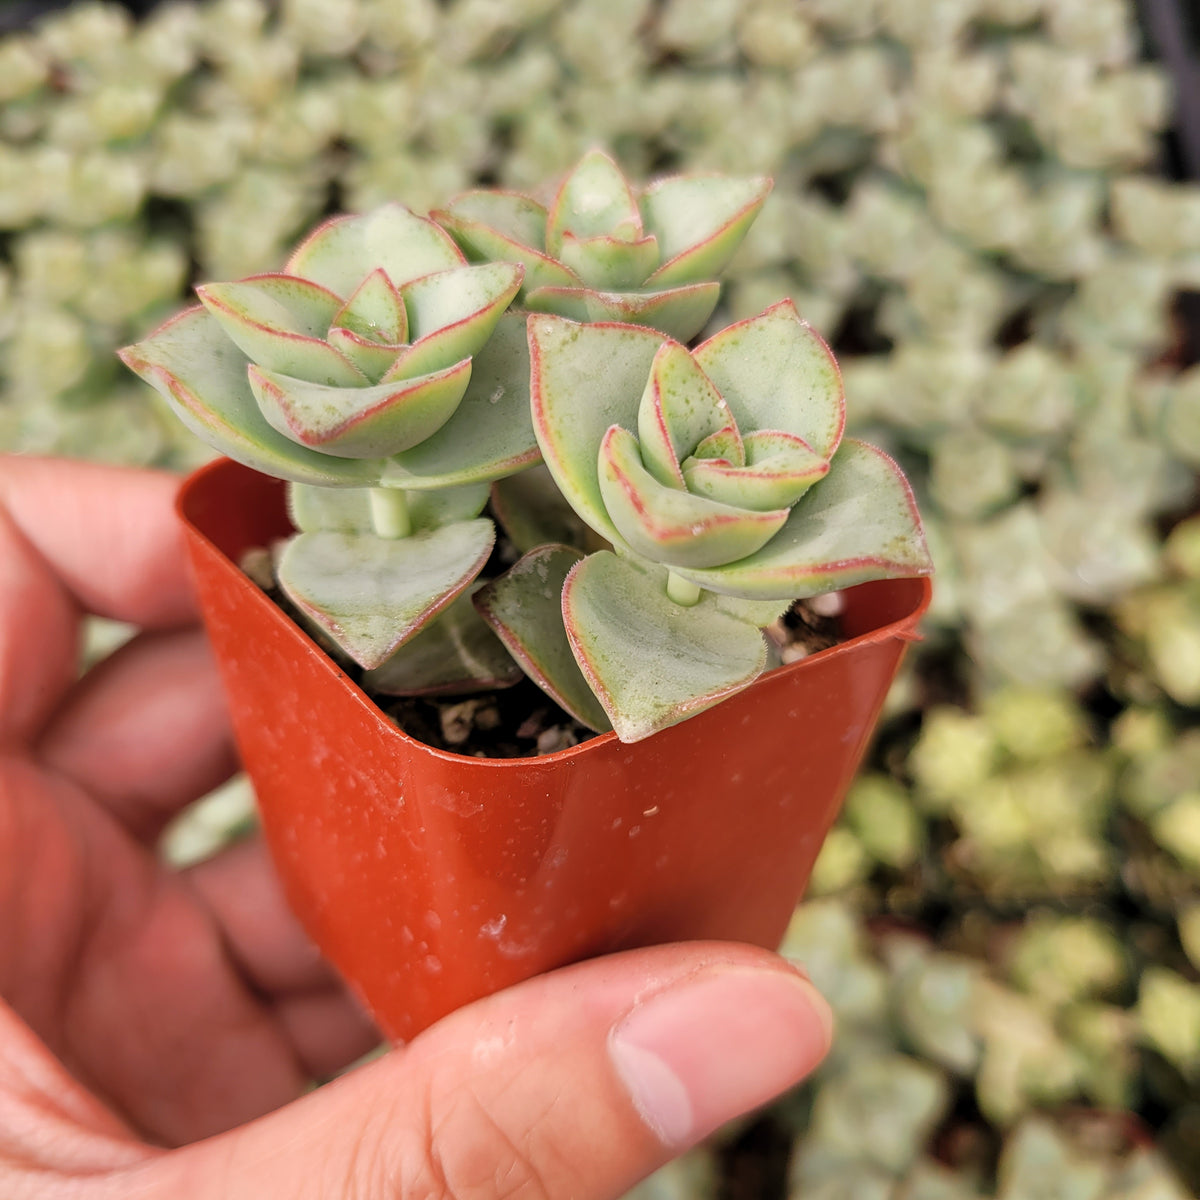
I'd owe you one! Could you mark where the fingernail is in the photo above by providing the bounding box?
[608,965,833,1148]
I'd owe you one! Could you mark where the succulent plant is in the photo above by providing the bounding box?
[119,176,931,734]
[477,300,932,742]
[433,149,772,341]
[120,203,540,674]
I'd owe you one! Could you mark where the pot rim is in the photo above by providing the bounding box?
[178,456,933,770]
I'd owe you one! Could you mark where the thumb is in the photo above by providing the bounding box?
[122,943,831,1200]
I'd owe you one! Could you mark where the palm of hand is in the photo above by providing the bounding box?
[0,460,375,1155]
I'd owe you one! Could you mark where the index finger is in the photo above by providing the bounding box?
[0,455,197,743]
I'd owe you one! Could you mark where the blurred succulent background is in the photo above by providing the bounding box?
[3,0,1199,1194]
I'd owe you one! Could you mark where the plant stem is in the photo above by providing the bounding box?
[370,486,411,539]
[666,571,701,606]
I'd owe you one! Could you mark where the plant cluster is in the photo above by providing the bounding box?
[4,0,1200,1192]
[120,151,932,742]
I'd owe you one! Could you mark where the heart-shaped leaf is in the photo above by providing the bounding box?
[545,149,642,256]
[692,299,845,460]
[118,307,380,486]
[668,440,935,599]
[364,589,523,697]
[381,312,541,489]
[387,261,523,380]
[636,339,738,489]
[641,175,773,287]
[562,551,767,743]
[276,518,495,669]
[286,204,465,297]
[598,425,790,568]
[474,545,612,732]
[197,277,367,387]
[529,313,664,546]
[248,357,472,458]
[287,480,490,534]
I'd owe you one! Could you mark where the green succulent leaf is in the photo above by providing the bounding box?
[545,149,642,256]
[641,174,773,287]
[474,545,612,733]
[197,276,367,387]
[287,480,490,534]
[529,313,665,546]
[490,464,592,555]
[682,430,829,511]
[118,307,379,486]
[437,190,549,249]
[558,232,659,290]
[381,311,540,489]
[692,424,745,467]
[636,339,739,489]
[434,192,579,293]
[525,281,721,342]
[363,589,523,697]
[668,440,934,600]
[285,204,466,296]
[325,328,402,383]
[248,357,472,458]
[332,268,408,345]
[387,261,523,379]
[276,518,495,669]
[598,424,790,568]
[692,299,845,461]
[562,551,768,743]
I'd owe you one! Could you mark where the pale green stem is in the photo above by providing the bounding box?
[369,486,411,539]
[666,571,702,606]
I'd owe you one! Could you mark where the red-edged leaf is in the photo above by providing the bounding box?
[598,424,790,569]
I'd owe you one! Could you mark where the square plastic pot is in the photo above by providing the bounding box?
[178,458,932,1041]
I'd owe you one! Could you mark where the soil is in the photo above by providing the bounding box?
[241,541,845,760]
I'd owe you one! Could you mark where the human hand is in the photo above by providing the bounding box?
[0,455,832,1200]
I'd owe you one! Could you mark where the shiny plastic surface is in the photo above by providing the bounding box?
[179,459,931,1040]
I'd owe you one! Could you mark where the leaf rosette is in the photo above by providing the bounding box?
[477,302,933,742]
[119,203,538,490]
[434,149,772,343]
[120,205,543,676]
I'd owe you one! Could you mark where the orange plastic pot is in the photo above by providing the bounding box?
[178,458,932,1041]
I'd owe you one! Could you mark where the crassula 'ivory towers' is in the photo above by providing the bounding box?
[122,150,932,742]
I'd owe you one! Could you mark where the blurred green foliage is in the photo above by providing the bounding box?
[2,0,1198,1194]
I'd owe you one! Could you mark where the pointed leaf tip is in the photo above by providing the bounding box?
[546,149,642,257]
[642,173,773,287]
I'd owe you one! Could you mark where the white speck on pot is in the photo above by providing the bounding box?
[481,914,508,938]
